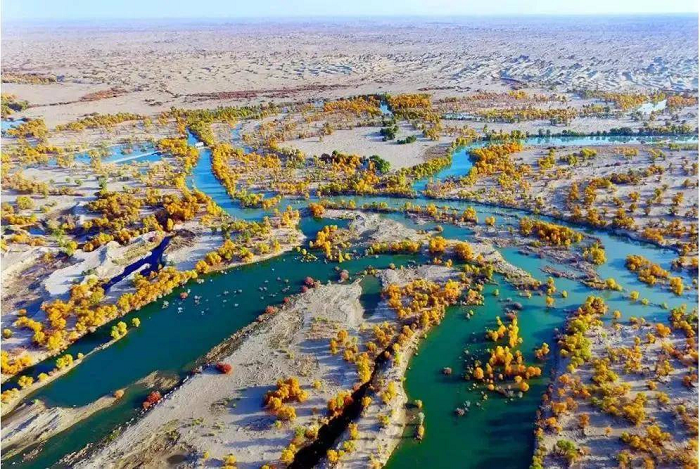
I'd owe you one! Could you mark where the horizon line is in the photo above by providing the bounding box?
[3,12,698,23]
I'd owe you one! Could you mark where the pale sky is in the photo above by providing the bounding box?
[2,0,698,21]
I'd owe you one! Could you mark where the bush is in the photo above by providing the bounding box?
[554,439,580,464]
[142,390,162,410]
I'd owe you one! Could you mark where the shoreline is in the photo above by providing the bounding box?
[70,224,539,468]
[0,230,305,411]
[1,20,697,467]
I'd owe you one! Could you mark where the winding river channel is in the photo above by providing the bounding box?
[5,133,698,468]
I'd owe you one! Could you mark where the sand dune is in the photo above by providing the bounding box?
[3,16,697,126]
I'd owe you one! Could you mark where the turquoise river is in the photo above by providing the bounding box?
[4,133,697,468]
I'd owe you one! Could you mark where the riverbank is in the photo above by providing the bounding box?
[78,277,371,468]
[67,209,429,467]
[1,233,166,385]
[76,222,541,469]
[427,141,699,258]
[318,266,455,468]
[2,395,118,460]
[0,217,304,406]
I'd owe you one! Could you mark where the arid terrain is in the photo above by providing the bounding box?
[1,14,698,469]
[2,16,698,126]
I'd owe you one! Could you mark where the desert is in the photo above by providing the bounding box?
[1,10,698,469]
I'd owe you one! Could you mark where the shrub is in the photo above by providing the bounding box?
[142,390,162,410]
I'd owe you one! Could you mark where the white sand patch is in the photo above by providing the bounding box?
[284,125,450,169]
[80,280,366,469]
[43,234,161,298]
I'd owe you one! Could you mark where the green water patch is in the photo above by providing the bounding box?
[386,223,695,468]
[359,275,383,317]
[8,384,153,469]
[387,277,571,469]
[299,216,350,238]
[4,251,418,468]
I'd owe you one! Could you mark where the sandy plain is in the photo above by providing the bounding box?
[1,14,698,469]
[2,16,698,127]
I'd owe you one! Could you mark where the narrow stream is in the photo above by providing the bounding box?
[102,236,171,291]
